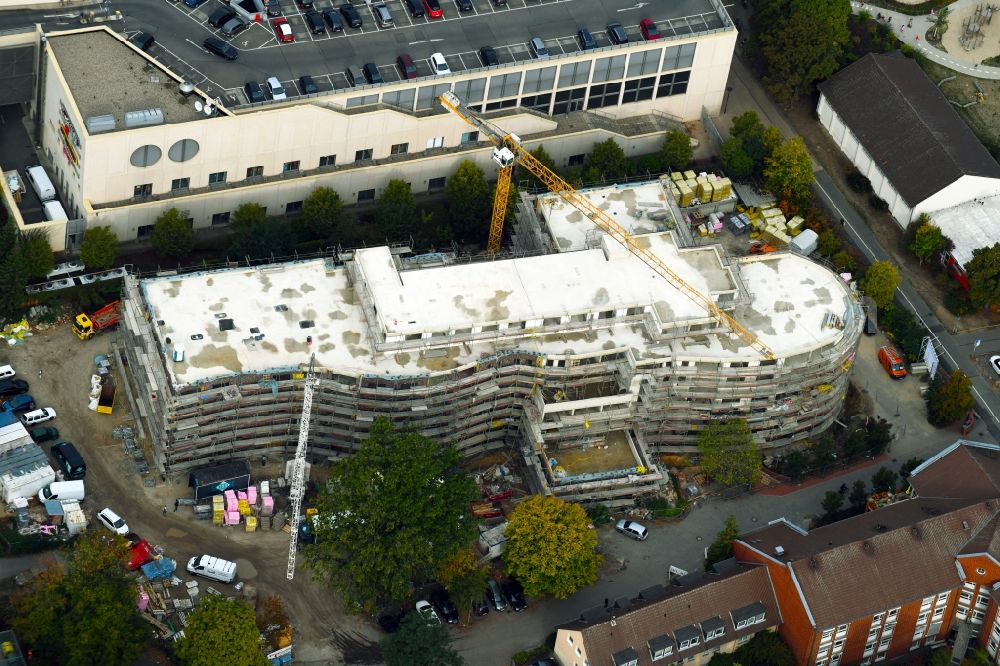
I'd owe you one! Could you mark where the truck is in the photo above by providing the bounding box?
[72,301,121,340]
[97,375,116,415]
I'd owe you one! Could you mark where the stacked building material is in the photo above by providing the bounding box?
[713,177,732,201]
[212,496,224,525]
[260,495,274,516]
[245,516,257,532]
[225,511,240,525]
[786,215,804,236]
[247,485,257,506]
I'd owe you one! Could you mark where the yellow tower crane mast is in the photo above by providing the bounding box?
[439,91,774,360]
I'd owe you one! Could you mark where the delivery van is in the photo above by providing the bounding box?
[878,345,907,379]
[186,554,237,583]
[42,200,68,221]
[38,479,85,502]
[25,166,56,202]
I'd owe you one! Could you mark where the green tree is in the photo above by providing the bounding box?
[375,179,420,242]
[503,495,602,598]
[781,450,808,481]
[585,503,611,526]
[445,160,492,244]
[757,0,851,105]
[697,418,761,487]
[19,228,54,279]
[720,137,754,180]
[520,145,557,190]
[307,419,478,611]
[821,491,844,515]
[929,6,951,39]
[436,549,489,624]
[926,370,976,427]
[908,217,949,264]
[0,222,27,323]
[966,242,1000,310]
[584,139,630,181]
[871,466,898,493]
[811,436,837,471]
[150,207,194,260]
[848,480,868,507]
[229,216,297,260]
[816,229,840,257]
[300,186,348,243]
[900,457,925,479]
[864,417,893,455]
[731,631,795,666]
[175,596,266,666]
[705,515,740,569]
[860,260,900,308]
[763,137,814,203]
[79,225,118,269]
[660,130,693,171]
[380,613,463,666]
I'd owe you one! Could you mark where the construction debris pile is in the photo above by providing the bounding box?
[203,480,277,531]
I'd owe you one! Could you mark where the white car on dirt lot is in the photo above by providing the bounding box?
[97,507,129,535]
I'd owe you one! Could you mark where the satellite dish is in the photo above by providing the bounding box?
[194,100,203,112]
[179,81,195,96]
[203,103,214,116]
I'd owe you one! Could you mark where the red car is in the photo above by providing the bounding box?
[422,0,443,18]
[396,53,418,80]
[640,18,662,41]
[273,17,294,42]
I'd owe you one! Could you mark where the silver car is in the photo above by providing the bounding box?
[615,519,648,541]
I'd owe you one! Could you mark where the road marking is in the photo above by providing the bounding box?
[617,2,647,11]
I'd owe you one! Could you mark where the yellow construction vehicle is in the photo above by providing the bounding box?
[438,92,774,360]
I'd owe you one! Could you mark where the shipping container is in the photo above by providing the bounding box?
[188,461,251,501]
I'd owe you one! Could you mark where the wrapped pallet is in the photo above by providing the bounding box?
[245,516,257,533]
[671,171,683,182]
[238,499,251,516]
[698,180,714,201]
[678,184,694,207]
[683,170,696,180]
[786,216,804,236]
[213,510,224,525]
[715,177,732,199]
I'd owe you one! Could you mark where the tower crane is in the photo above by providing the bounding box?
[286,354,318,580]
[438,91,774,360]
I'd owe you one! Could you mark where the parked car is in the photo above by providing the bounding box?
[204,36,238,60]
[265,0,282,16]
[184,0,207,7]
[991,355,1000,376]
[0,366,13,380]
[244,81,265,104]
[373,3,393,27]
[266,77,287,100]
[422,0,443,18]
[639,18,662,40]
[492,0,506,6]
[322,8,343,31]
[305,10,326,33]
[455,0,472,11]
[273,17,294,42]
[430,589,459,624]
[429,52,451,75]
[397,53,418,79]
[878,345,907,379]
[404,0,424,16]
[0,379,29,398]
[97,507,129,535]
[22,408,56,426]
[502,578,527,612]
[486,579,507,611]
[615,518,649,541]
[207,6,235,27]
[2,394,34,413]
[186,554,237,583]
[479,46,498,66]
[52,441,86,479]
[30,426,59,443]
[339,4,363,28]
[529,36,549,59]
[299,75,318,94]
[128,31,155,51]
[577,28,597,50]
[415,600,441,625]
[473,592,490,616]
[607,22,628,44]
[296,0,314,7]
[362,62,383,84]
[220,16,249,38]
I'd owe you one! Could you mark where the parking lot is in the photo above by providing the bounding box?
[115,0,723,105]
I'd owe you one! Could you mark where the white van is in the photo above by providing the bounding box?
[42,200,68,221]
[0,365,13,379]
[38,480,85,502]
[186,554,237,583]
[21,407,56,426]
[25,166,56,203]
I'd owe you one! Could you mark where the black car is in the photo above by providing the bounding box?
[305,10,326,33]
[607,22,628,44]
[204,36,238,60]
[502,579,527,612]
[30,426,59,443]
[244,81,265,104]
[128,31,155,51]
[430,589,459,624]
[207,6,236,28]
[299,75,318,94]
[362,62,383,84]
[403,0,424,16]
[0,379,29,398]
[577,28,596,50]
[322,8,343,30]
[455,0,472,10]
[479,46,498,66]
[473,592,490,617]
[296,0,314,7]
[265,0,282,16]
[339,4,362,28]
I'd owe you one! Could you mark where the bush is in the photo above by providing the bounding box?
[832,250,857,271]
[868,194,889,211]
[945,287,973,316]
[846,170,872,194]
[585,503,611,526]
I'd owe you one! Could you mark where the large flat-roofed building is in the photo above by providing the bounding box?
[5,0,736,249]
[117,179,861,506]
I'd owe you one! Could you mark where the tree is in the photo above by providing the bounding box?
[816,229,840,257]
[436,549,489,624]
[848,479,868,507]
[930,6,951,39]
[821,491,844,515]
[966,242,1000,310]
[375,179,421,242]
[909,218,950,264]
[380,612,463,666]
[306,419,478,611]
[79,225,118,269]
[19,228,54,279]
[864,417,893,455]
[811,436,836,471]
[150,207,194,260]
[860,260,900,308]
[781,450,808,481]
[300,186,347,243]
[229,216,297,260]
[0,222,27,324]
[705,515,740,569]
[926,370,976,427]
[899,457,925,479]
[757,0,851,105]
[730,631,795,666]
[520,145,557,190]
[660,130,693,171]
[763,137,814,203]
[503,495,602,598]
[697,419,761,487]
[445,160,492,244]
[720,138,754,180]
[585,503,611,526]
[175,596,266,666]
[871,466,898,493]
[584,139,630,182]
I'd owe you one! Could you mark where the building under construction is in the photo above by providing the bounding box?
[117,179,862,506]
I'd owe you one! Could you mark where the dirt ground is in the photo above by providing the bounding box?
[937,2,1000,66]
[922,58,1000,154]
[0,322,379,665]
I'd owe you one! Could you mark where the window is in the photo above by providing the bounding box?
[137,224,154,238]
[837,624,849,633]
[586,82,621,109]
[461,131,480,144]
[211,212,230,226]
[208,171,227,185]
[390,143,409,156]
[319,154,337,168]
[134,183,152,197]
[488,72,522,100]
[937,592,950,603]
[679,640,690,650]
[887,609,899,620]
[286,201,302,213]
[567,636,574,645]
[357,188,376,202]
[568,154,585,166]
[428,176,446,191]
[520,93,551,112]
[736,619,749,630]
[706,627,724,640]
[355,148,374,161]
[282,160,300,173]
[484,98,518,112]
[662,43,696,71]
[553,87,586,114]
[246,166,263,178]
[656,71,690,98]
[627,49,662,76]
[171,177,190,191]
[452,78,486,104]
[933,608,944,618]
[426,136,444,150]
[622,76,657,103]
[346,94,379,108]
[558,61,591,87]
[650,646,672,660]
[593,55,626,82]
[416,83,451,110]
[879,638,890,648]
[522,66,556,93]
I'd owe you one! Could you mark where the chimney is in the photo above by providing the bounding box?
[774,545,785,556]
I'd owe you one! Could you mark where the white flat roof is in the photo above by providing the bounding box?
[928,194,1000,267]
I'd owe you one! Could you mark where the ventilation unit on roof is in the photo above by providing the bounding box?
[219,318,235,332]
[85,114,116,134]
[774,545,785,556]
[124,108,164,128]
[862,541,874,554]
[809,557,819,569]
